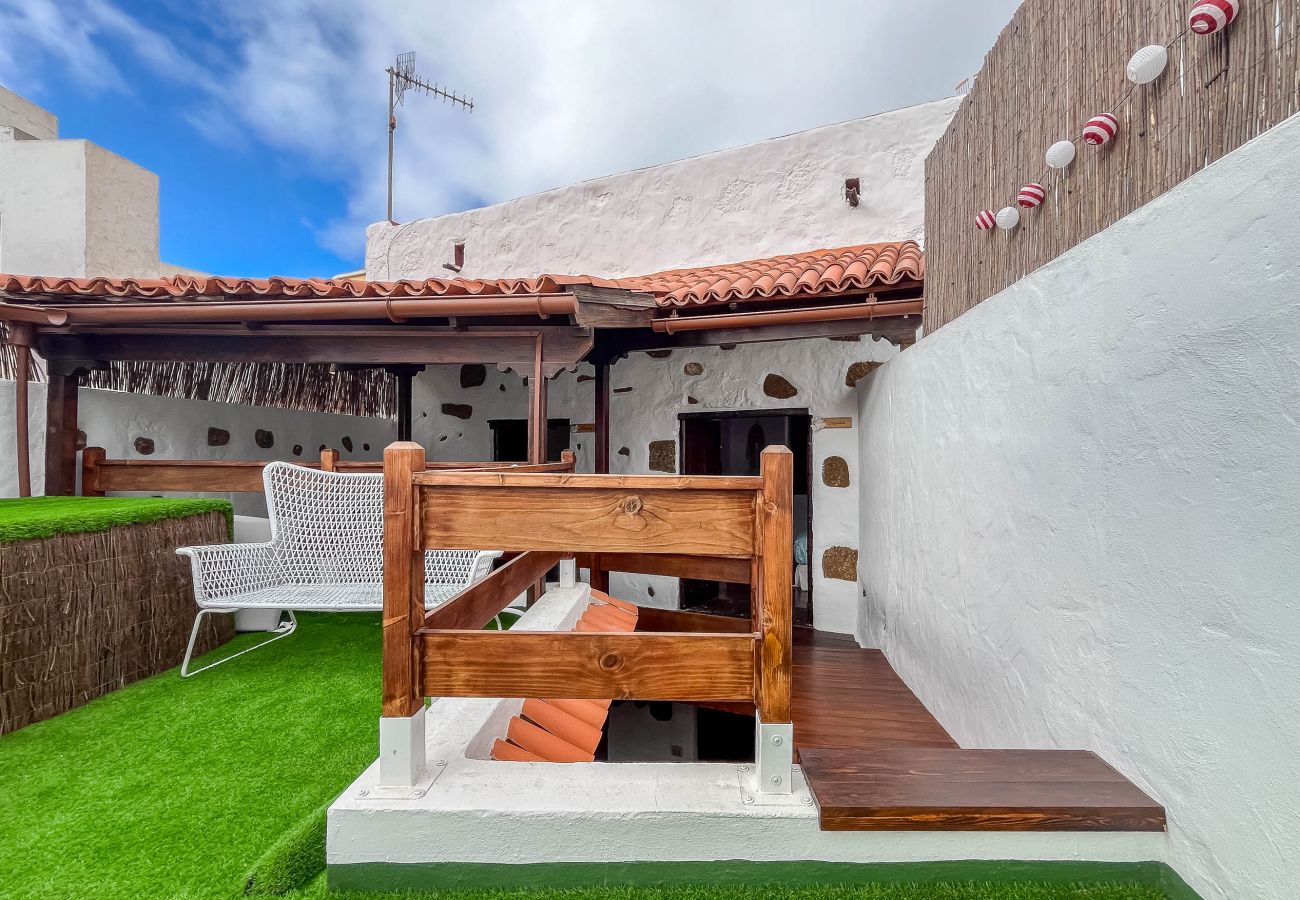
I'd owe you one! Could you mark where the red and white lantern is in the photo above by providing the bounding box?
[1190,0,1240,34]
[1017,183,1046,208]
[976,209,996,230]
[1083,113,1119,146]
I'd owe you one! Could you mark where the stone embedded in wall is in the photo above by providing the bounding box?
[648,440,676,473]
[687,396,699,405]
[441,403,473,420]
[255,429,274,449]
[292,444,303,456]
[829,335,862,342]
[498,384,507,392]
[613,387,634,394]
[75,430,87,451]
[460,364,487,388]
[822,456,850,488]
[683,362,704,376]
[617,447,630,457]
[576,374,594,383]
[822,546,858,582]
[646,350,672,359]
[341,436,354,452]
[763,374,798,399]
[647,585,656,597]
[318,444,327,452]
[438,435,448,442]
[845,360,883,388]
[133,437,155,456]
[207,427,230,447]
[719,343,736,351]
[363,443,371,452]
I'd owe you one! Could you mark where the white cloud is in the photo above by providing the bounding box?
[1,0,1021,264]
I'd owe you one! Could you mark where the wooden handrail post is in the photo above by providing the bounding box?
[379,440,427,787]
[755,445,794,794]
[320,448,339,471]
[81,447,107,497]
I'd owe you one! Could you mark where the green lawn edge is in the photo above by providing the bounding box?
[0,495,235,543]
[326,860,1198,896]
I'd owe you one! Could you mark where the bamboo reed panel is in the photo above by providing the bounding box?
[923,0,1300,333]
[0,347,396,419]
[0,513,230,735]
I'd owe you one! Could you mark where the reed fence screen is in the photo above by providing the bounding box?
[923,0,1300,333]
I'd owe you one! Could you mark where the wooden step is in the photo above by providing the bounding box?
[800,748,1165,832]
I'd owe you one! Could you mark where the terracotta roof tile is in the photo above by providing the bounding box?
[0,241,921,311]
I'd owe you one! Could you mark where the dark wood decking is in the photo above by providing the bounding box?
[638,610,1165,833]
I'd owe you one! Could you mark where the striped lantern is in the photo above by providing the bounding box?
[1083,113,1119,145]
[975,209,996,230]
[1190,0,1240,34]
[1017,183,1046,208]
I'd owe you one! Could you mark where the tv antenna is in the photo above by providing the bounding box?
[386,51,473,223]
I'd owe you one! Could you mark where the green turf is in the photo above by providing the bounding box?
[0,495,234,543]
[0,613,381,900]
[0,612,1176,900]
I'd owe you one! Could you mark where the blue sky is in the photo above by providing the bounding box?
[0,0,1020,278]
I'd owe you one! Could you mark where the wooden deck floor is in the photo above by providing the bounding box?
[638,609,1164,833]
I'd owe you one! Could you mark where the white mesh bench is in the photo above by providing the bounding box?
[176,461,500,676]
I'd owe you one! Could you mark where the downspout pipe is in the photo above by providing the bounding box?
[652,298,923,334]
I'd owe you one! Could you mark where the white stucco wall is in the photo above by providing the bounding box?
[0,138,87,275]
[367,96,959,281]
[855,112,1300,900]
[0,382,394,514]
[83,142,160,278]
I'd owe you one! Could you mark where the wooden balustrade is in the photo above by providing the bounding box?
[381,441,794,735]
[80,446,576,495]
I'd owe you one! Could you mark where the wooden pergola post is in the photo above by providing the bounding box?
[527,337,548,464]
[379,440,428,787]
[590,356,611,591]
[7,324,34,497]
[44,365,84,497]
[754,445,794,793]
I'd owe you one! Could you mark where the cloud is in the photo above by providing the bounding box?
[2,0,1021,262]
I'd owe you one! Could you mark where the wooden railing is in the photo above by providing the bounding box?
[80,447,576,495]
[379,440,794,788]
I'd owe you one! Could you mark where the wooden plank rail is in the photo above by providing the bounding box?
[419,631,758,701]
[80,447,575,495]
[382,442,795,759]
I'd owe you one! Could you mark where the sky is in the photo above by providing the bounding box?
[0,0,1021,278]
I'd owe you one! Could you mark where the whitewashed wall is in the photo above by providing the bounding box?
[855,112,1300,900]
[367,97,958,281]
[0,382,393,514]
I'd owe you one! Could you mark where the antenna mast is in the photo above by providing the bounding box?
[386,51,473,223]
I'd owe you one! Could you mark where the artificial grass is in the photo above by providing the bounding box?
[0,495,234,543]
[0,613,381,900]
[0,613,1177,900]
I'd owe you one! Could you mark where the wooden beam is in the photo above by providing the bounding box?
[420,630,758,701]
[593,314,919,358]
[755,446,794,722]
[80,446,106,496]
[574,551,750,584]
[594,358,610,474]
[382,442,426,718]
[570,285,658,329]
[43,372,80,496]
[36,327,595,369]
[419,484,757,556]
[423,551,561,631]
[88,459,270,493]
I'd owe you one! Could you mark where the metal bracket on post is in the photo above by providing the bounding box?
[558,557,577,589]
[378,706,427,789]
[755,714,794,795]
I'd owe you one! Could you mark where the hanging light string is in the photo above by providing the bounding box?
[993,24,1196,217]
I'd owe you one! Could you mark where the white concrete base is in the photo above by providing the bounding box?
[378,706,428,788]
[330,584,1169,876]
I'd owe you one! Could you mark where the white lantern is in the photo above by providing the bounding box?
[995,206,1020,231]
[1045,140,1077,169]
[1126,44,1168,84]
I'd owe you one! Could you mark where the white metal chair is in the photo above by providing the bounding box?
[176,462,500,676]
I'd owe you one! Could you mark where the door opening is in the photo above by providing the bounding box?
[489,419,571,462]
[679,410,812,626]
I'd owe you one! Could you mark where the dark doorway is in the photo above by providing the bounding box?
[488,419,571,462]
[679,410,813,626]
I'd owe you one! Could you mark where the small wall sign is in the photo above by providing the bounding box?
[819,417,853,429]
